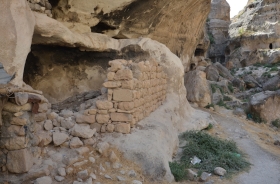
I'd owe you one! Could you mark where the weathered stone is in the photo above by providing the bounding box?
[115,123,131,134]
[76,147,90,155]
[96,100,113,110]
[58,167,66,176]
[113,89,133,102]
[38,103,49,113]
[76,114,96,124]
[205,65,219,81]
[36,131,52,146]
[53,132,69,146]
[103,81,121,88]
[54,176,65,182]
[107,72,115,81]
[3,102,32,113]
[108,60,123,72]
[60,118,75,129]
[47,112,58,120]
[187,169,198,181]
[118,102,134,111]
[122,80,134,89]
[14,92,28,106]
[34,113,47,122]
[214,167,226,176]
[83,138,96,146]
[34,176,52,184]
[60,109,74,118]
[200,172,210,182]
[10,117,27,126]
[110,113,132,122]
[71,124,96,139]
[109,151,119,163]
[7,125,25,136]
[44,120,53,131]
[70,137,83,149]
[114,69,133,80]
[132,180,142,184]
[96,114,110,124]
[96,142,110,155]
[106,124,115,133]
[7,148,33,173]
[4,136,27,150]
[90,123,102,132]
[77,169,88,180]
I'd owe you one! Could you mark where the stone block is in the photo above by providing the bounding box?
[90,123,102,132]
[96,100,113,110]
[33,113,47,122]
[75,114,96,124]
[10,117,27,126]
[103,81,121,88]
[107,72,115,81]
[115,123,131,134]
[113,89,133,102]
[118,102,134,111]
[96,114,110,124]
[7,148,33,173]
[108,60,123,72]
[114,69,133,80]
[38,103,48,113]
[106,124,115,133]
[4,136,27,150]
[110,113,132,122]
[122,80,134,89]
[53,132,69,146]
[70,124,96,139]
[14,92,28,106]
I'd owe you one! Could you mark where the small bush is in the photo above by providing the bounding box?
[223,95,232,101]
[204,123,213,130]
[205,103,214,109]
[217,99,230,109]
[228,83,234,93]
[270,67,279,72]
[169,131,251,181]
[271,119,280,128]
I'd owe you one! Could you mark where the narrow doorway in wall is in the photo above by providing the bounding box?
[269,43,273,49]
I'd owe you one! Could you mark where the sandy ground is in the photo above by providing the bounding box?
[198,108,280,184]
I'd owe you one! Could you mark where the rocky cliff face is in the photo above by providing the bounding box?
[207,0,230,64]
[227,0,280,68]
[0,0,213,183]
[51,0,211,71]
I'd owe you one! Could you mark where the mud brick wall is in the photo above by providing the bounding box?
[89,59,167,134]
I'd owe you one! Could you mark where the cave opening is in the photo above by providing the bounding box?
[48,0,59,8]
[91,22,117,34]
[269,43,273,49]
[194,48,205,56]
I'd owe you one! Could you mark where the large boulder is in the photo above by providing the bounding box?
[185,70,212,107]
[250,90,280,123]
[0,0,35,86]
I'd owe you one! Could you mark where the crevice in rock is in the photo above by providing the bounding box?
[91,22,117,34]
[195,48,205,56]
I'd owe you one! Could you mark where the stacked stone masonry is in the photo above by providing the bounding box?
[27,0,52,17]
[86,59,167,134]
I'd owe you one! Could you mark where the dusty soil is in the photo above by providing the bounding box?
[189,108,280,184]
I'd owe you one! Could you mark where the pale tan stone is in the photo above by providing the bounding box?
[107,72,115,81]
[118,102,134,111]
[110,113,132,122]
[38,103,48,113]
[96,100,113,110]
[33,113,47,122]
[122,80,134,89]
[96,114,110,124]
[7,148,33,173]
[7,125,25,136]
[108,60,123,72]
[114,69,133,80]
[97,110,108,114]
[53,132,69,146]
[10,117,27,126]
[4,136,27,150]
[103,81,121,88]
[108,89,113,101]
[84,109,97,115]
[3,102,32,113]
[76,114,96,124]
[113,89,133,102]
[109,108,117,113]
[115,123,131,134]
[106,124,115,133]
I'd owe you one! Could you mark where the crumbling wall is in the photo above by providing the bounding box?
[90,59,167,134]
[27,0,53,17]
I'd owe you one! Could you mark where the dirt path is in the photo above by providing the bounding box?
[207,109,280,184]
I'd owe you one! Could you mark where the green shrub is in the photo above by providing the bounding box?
[270,67,279,72]
[223,95,232,101]
[205,103,214,109]
[271,119,280,128]
[169,131,250,181]
[228,83,234,93]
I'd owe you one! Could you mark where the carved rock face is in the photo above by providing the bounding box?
[51,0,211,70]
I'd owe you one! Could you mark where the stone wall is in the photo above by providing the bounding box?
[0,92,51,174]
[86,59,167,134]
[27,0,52,17]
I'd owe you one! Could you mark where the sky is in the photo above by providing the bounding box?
[227,0,248,18]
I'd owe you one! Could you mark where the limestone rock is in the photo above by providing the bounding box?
[7,148,33,173]
[75,114,96,124]
[14,92,28,106]
[53,132,69,146]
[44,120,53,131]
[61,118,75,129]
[34,176,52,184]
[205,65,219,81]
[70,137,83,149]
[96,100,113,110]
[214,167,226,176]
[185,70,212,107]
[0,0,35,86]
[77,169,88,180]
[115,123,131,134]
[58,167,66,177]
[250,90,280,123]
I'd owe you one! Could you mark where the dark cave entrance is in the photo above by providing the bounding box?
[269,43,273,49]
[194,49,205,57]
